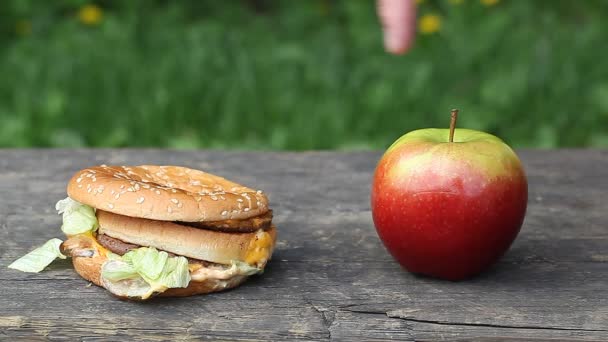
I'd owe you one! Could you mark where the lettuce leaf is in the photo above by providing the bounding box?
[101,260,154,299]
[232,260,262,276]
[56,197,98,235]
[8,238,66,273]
[122,247,169,280]
[101,259,138,281]
[101,247,190,299]
[151,256,191,289]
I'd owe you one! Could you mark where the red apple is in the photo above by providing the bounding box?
[371,110,527,280]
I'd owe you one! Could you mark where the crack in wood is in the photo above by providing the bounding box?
[304,299,334,340]
[340,307,608,333]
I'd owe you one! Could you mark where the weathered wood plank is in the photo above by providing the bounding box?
[0,149,607,341]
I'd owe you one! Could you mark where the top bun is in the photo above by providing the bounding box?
[67,165,269,222]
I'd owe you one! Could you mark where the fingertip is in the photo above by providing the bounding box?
[378,0,417,55]
[384,34,414,55]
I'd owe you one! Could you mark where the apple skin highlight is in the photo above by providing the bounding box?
[371,128,528,281]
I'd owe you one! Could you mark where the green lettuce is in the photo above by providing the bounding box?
[232,261,262,276]
[55,197,98,235]
[8,238,66,273]
[101,259,138,281]
[101,260,154,299]
[122,247,169,280]
[152,256,191,288]
[101,247,191,299]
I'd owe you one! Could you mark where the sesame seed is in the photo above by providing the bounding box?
[114,194,120,199]
[219,196,226,200]
[195,197,202,202]
[120,185,125,189]
[244,208,250,212]
[167,206,173,213]
[91,178,97,182]
[127,187,135,192]
[142,184,150,189]
[177,202,183,208]
[134,184,140,190]
[171,189,177,193]
[136,197,145,204]
[111,190,115,195]
[89,170,96,174]
[221,210,228,216]
[87,188,92,193]
[237,198,244,203]
[155,190,161,195]
[257,190,263,194]
[77,184,83,188]
[76,178,82,183]
[108,203,114,209]
[170,199,179,204]
[101,164,107,167]
[211,196,218,201]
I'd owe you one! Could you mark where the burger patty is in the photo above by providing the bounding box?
[175,210,273,233]
[97,233,140,256]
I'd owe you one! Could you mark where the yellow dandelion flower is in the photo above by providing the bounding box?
[418,14,441,35]
[480,0,500,6]
[78,4,103,26]
[15,20,31,36]
[449,0,464,5]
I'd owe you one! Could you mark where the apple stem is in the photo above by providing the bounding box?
[449,109,459,143]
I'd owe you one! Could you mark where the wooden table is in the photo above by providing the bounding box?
[1,149,606,341]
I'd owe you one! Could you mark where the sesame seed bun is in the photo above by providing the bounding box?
[72,252,249,298]
[67,165,269,223]
[97,210,276,267]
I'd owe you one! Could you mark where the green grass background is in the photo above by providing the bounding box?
[1,0,607,150]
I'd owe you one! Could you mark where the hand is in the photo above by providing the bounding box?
[377,0,417,54]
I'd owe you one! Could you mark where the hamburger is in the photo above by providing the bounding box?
[9,165,276,300]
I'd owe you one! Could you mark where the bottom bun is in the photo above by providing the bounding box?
[72,253,248,298]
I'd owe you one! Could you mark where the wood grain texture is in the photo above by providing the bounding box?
[0,149,607,341]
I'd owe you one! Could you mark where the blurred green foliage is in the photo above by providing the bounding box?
[1,0,607,149]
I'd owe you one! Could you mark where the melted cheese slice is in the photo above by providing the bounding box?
[62,233,111,258]
[245,229,274,266]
